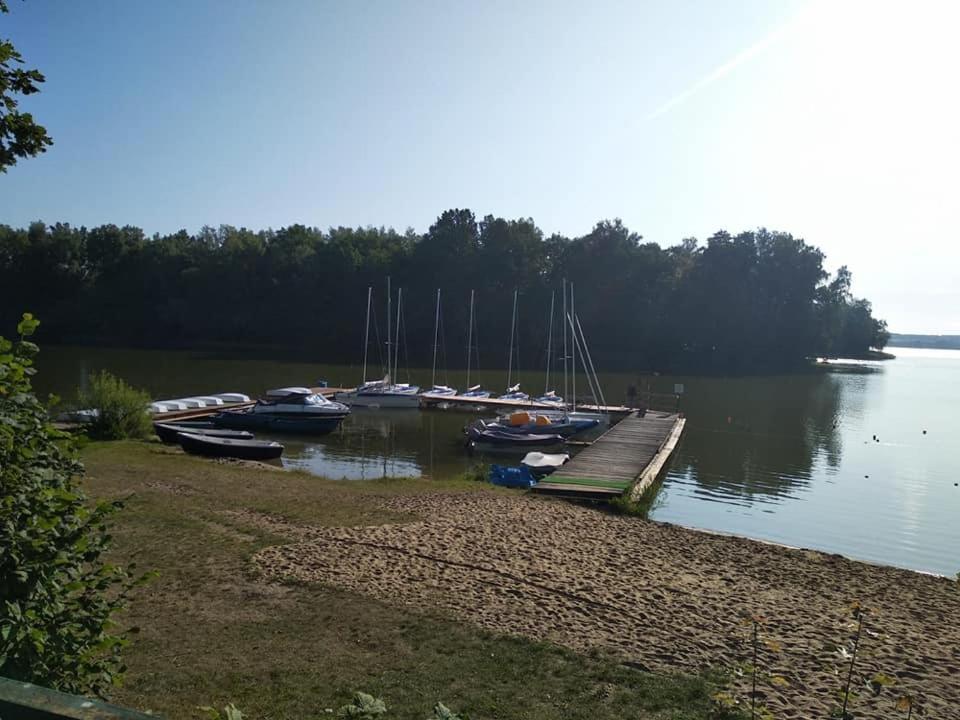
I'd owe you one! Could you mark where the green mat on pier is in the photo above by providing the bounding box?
[542,476,632,489]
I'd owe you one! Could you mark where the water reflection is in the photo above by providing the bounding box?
[663,372,850,504]
[34,345,960,575]
[263,409,473,481]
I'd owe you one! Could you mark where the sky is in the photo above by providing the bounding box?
[2,0,958,333]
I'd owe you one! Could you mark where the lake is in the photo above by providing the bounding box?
[33,345,960,577]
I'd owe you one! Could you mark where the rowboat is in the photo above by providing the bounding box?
[177,432,284,461]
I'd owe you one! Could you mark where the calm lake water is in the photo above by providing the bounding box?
[34,346,960,576]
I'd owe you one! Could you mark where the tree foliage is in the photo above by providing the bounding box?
[0,0,53,172]
[78,370,153,441]
[0,313,148,694]
[0,213,888,373]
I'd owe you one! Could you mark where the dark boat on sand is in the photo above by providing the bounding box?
[177,432,284,461]
[154,422,254,444]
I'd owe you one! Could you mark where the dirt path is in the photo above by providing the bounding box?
[248,494,959,719]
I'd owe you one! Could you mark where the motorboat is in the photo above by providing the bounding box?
[465,424,565,452]
[212,388,349,434]
[178,432,284,461]
[476,413,599,438]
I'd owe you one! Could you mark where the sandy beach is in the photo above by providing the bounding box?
[248,493,959,719]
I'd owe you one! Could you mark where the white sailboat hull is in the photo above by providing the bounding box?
[335,390,421,408]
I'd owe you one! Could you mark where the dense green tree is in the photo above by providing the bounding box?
[0,211,889,373]
[1,0,53,171]
[1,314,149,694]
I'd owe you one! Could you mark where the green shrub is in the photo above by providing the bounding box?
[0,313,152,694]
[337,692,388,718]
[78,370,153,440]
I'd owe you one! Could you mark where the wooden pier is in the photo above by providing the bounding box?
[150,387,349,423]
[533,411,686,500]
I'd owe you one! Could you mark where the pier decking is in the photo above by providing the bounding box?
[534,411,686,500]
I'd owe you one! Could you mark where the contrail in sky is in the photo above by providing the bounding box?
[645,7,808,121]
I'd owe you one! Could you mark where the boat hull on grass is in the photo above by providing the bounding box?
[177,432,284,461]
[154,422,253,444]
[212,410,346,434]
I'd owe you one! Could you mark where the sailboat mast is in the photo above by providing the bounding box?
[386,276,392,381]
[362,286,372,382]
[571,283,576,412]
[562,279,569,404]
[545,291,554,394]
[507,289,518,389]
[394,287,402,382]
[432,288,441,388]
[466,290,475,387]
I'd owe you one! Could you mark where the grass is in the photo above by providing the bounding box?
[80,441,729,720]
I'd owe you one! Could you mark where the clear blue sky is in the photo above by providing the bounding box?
[3,0,958,333]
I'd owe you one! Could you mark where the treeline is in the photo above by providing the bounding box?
[0,210,888,373]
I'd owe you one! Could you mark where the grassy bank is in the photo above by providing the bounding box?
[80,442,726,720]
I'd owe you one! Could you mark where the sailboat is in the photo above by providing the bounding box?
[534,290,564,405]
[425,288,458,397]
[461,289,491,399]
[335,280,422,409]
[498,290,530,400]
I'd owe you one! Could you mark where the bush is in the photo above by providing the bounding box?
[78,370,153,440]
[0,313,151,694]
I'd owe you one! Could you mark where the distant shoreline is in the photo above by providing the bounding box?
[889,333,960,350]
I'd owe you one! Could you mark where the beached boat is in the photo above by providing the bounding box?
[212,388,349,434]
[153,422,253,444]
[178,432,284,461]
[489,464,538,489]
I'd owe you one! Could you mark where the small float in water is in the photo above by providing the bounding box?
[177,432,284,461]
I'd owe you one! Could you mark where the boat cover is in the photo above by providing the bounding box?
[521,452,570,469]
